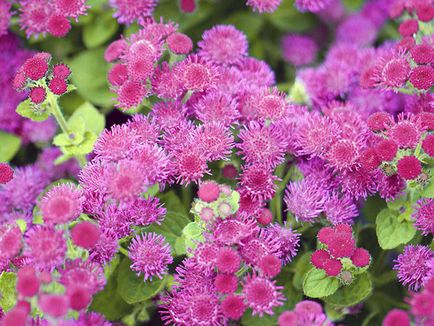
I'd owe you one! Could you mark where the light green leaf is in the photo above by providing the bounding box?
[423,168,434,198]
[69,102,105,135]
[324,273,372,307]
[68,48,114,107]
[116,257,167,304]
[0,131,21,162]
[83,12,118,48]
[16,99,50,121]
[61,131,97,155]
[223,12,264,39]
[303,268,340,299]
[376,208,416,250]
[0,272,17,312]
[292,252,313,291]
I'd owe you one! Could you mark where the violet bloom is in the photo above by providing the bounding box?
[109,0,158,25]
[128,233,173,281]
[281,34,318,67]
[0,0,11,36]
[394,245,434,291]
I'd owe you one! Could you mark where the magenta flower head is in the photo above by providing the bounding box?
[128,233,173,281]
[394,245,433,291]
[383,309,410,326]
[239,164,278,202]
[109,0,158,25]
[39,184,83,225]
[174,54,219,92]
[281,34,317,66]
[294,0,332,12]
[167,32,193,55]
[198,25,248,66]
[246,0,282,13]
[71,222,101,249]
[242,274,284,316]
[373,50,411,89]
[0,163,14,184]
[266,223,300,264]
[0,224,22,260]
[0,0,11,37]
[414,199,434,236]
[25,226,66,271]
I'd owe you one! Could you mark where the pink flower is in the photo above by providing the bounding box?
[128,233,173,281]
[221,295,246,320]
[198,25,248,65]
[246,0,282,13]
[397,156,422,180]
[109,0,158,24]
[0,225,22,260]
[216,248,241,273]
[38,294,69,317]
[239,164,277,202]
[17,267,40,297]
[167,32,193,55]
[71,222,101,249]
[0,163,13,184]
[383,309,410,326]
[174,54,219,92]
[282,34,317,66]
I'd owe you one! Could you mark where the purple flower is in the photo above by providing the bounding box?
[266,223,300,264]
[323,192,358,225]
[128,233,173,281]
[294,0,332,12]
[394,245,434,291]
[109,0,158,25]
[413,199,434,236]
[282,34,318,66]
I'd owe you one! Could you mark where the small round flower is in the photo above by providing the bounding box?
[198,25,248,65]
[423,134,434,157]
[193,90,239,126]
[257,208,272,225]
[116,80,147,109]
[323,258,342,277]
[53,0,88,19]
[374,53,411,89]
[175,146,210,185]
[255,87,288,122]
[311,250,330,269]
[417,4,434,22]
[71,222,101,249]
[246,0,282,13]
[375,139,398,162]
[47,14,71,38]
[0,225,22,259]
[197,181,220,202]
[278,311,297,326]
[49,77,68,95]
[215,273,238,294]
[242,274,284,316]
[106,160,146,201]
[387,114,424,149]
[417,112,434,131]
[174,54,218,92]
[109,0,158,24]
[200,207,214,221]
[127,56,155,82]
[104,39,127,62]
[413,199,434,236]
[88,231,118,264]
[193,122,235,161]
[0,162,14,184]
[258,254,281,278]
[394,245,433,291]
[221,295,246,320]
[52,64,71,79]
[152,62,184,100]
[383,309,410,326]
[38,294,68,318]
[22,55,49,80]
[359,148,380,171]
[266,223,300,263]
[294,0,331,12]
[108,63,128,86]
[281,34,317,66]
[367,112,391,132]
[39,184,82,225]
[351,248,371,267]
[60,259,105,294]
[398,19,419,37]
[410,44,434,65]
[410,65,434,90]
[17,267,40,297]
[239,164,277,202]
[397,156,422,180]
[167,32,193,55]
[216,248,241,273]
[67,286,91,311]
[327,232,356,258]
[128,233,173,281]
[29,86,47,104]
[25,226,66,271]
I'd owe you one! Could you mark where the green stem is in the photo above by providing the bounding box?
[48,93,71,136]
[118,246,129,256]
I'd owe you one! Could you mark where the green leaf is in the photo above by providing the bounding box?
[423,168,434,198]
[61,131,97,155]
[116,257,167,304]
[83,11,118,48]
[90,260,132,321]
[292,252,313,291]
[303,268,340,299]
[222,12,264,39]
[69,102,105,135]
[266,0,316,32]
[324,273,372,307]
[16,99,50,121]
[376,208,416,250]
[0,272,17,312]
[0,131,21,162]
[68,48,114,107]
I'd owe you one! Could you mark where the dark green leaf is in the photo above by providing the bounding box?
[83,12,118,48]
[324,273,372,307]
[116,257,167,304]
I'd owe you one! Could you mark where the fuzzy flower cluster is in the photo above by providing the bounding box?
[109,0,159,25]
[15,52,73,104]
[311,224,371,278]
[159,182,300,324]
[17,0,89,38]
[278,300,333,326]
[393,245,434,291]
[0,34,57,144]
[413,199,434,236]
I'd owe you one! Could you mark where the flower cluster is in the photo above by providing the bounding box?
[18,0,89,38]
[159,182,300,324]
[311,225,371,278]
[278,300,333,326]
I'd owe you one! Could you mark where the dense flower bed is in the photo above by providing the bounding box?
[0,0,433,325]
